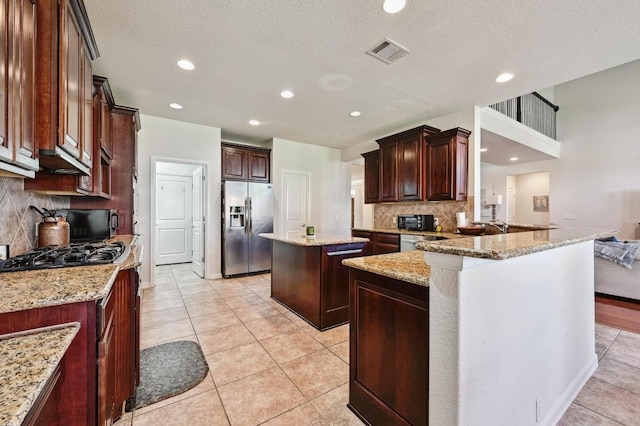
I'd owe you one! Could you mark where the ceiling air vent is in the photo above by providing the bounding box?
[366,38,410,65]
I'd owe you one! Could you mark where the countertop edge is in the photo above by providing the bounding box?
[1,323,80,426]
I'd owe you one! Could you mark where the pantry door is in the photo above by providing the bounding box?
[281,170,310,236]
[156,174,193,265]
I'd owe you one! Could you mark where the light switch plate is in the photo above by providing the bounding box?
[0,245,9,261]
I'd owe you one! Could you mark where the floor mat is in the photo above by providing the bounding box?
[126,340,209,411]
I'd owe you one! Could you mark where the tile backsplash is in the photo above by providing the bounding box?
[0,177,70,257]
[374,196,474,233]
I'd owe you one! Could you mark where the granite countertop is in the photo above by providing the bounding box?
[0,323,80,426]
[259,232,369,246]
[351,227,464,239]
[416,227,617,260]
[342,250,430,287]
[0,235,141,315]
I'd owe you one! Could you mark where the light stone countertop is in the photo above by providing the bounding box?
[259,232,369,246]
[0,323,80,426]
[342,250,430,287]
[415,227,617,260]
[0,235,142,315]
[351,227,464,239]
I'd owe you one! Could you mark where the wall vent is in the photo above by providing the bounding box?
[366,38,410,64]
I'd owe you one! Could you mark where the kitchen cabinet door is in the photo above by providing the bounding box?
[378,142,398,202]
[59,0,83,160]
[397,136,423,201]
[361,150,379,204]
[97,317,116,426]
[79,44,93,168]
[247,150,270,181]
[0,0,38,177]
[426,127,470,201]
[373,233,400,254]
[221,145,247,180]
[349,268,429,426]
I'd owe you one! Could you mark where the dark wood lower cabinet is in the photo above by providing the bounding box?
[270,240,367,330]
[351,230,399,255]
[348,268,429,426]
[0,268,139,425]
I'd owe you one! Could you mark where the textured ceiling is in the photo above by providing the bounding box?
[84,0,640,149]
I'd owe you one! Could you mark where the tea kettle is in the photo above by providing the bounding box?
[31,207,70,247]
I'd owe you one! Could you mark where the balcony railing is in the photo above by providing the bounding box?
[489,92,559,140]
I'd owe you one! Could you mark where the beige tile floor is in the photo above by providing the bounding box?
[115,263,640,426]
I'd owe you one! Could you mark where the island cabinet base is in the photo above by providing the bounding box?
[270,240,367,330]
[348,268,429,426]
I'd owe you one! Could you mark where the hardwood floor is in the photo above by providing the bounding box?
[596,295,640,334]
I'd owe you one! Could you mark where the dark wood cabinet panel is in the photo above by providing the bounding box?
[0,0,39,177]
[247,150,270,181]
[379,142,398,202]
[221,145,247,180]
[361,150,379,204]
[271,240,367,330]
[426,127,470,201]
[375,125,440,203]
[348,268,429,426]
[373,233,400,254]
[34,0,98,176]
[350,230,399,255]
[222,142,271,182]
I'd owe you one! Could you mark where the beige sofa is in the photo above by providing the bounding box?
[594,247,640,301]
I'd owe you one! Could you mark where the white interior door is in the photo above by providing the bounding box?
[156,174,193,265]
[192,167,205,277]
[506,185,516,223]
[282,171,310,237]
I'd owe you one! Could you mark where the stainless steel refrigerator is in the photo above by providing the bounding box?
[222,181,273,277]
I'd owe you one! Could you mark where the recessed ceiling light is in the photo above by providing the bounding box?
[496,73,514,83]
[177,59,195,70]
[169,103,183,110]
[383,0,406,13]
[249,120,260,126]
[510,157,519,161]
[280,90,294,99]
[480,148,488,152]
[350,111,361,117]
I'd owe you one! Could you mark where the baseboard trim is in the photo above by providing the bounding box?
[543,353,597,426]
[207,273,222,280]
[141,281,153,289]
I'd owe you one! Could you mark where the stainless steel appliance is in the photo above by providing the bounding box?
[400,234,440,251]
[0,241,129,272]
[222,181,273,277]
[397,214,435,231]
[66,209,119,242]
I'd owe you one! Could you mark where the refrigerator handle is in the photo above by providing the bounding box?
[247,196,253,235]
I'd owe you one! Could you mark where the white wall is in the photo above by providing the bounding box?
[427,241,596,425]
[138,115,222,284]
[156,161,200,175]
[515,172,549,225]
[272,138,351,235]
[480,60,640,239]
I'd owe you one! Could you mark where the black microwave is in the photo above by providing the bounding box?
[66,209,119,242]
[398,214,435,232]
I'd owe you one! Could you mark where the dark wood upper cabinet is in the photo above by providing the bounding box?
[0,0,39,178]
[376,125,440,202]
[247,150,270,182]
[361,150,379,204]
[221,142,271,182]
[426,127,471,201]
[34,0,98,175]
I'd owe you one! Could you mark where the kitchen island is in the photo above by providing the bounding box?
[343,227,616,426]
[259,232,368,330]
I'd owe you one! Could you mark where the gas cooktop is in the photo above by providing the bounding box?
[0,241,130,273]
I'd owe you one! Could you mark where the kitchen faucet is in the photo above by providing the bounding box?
[484,221,509,234]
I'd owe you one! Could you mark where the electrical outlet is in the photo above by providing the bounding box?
[536,396,542,423]
[392,217,397,224]
[563,214,576,220]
